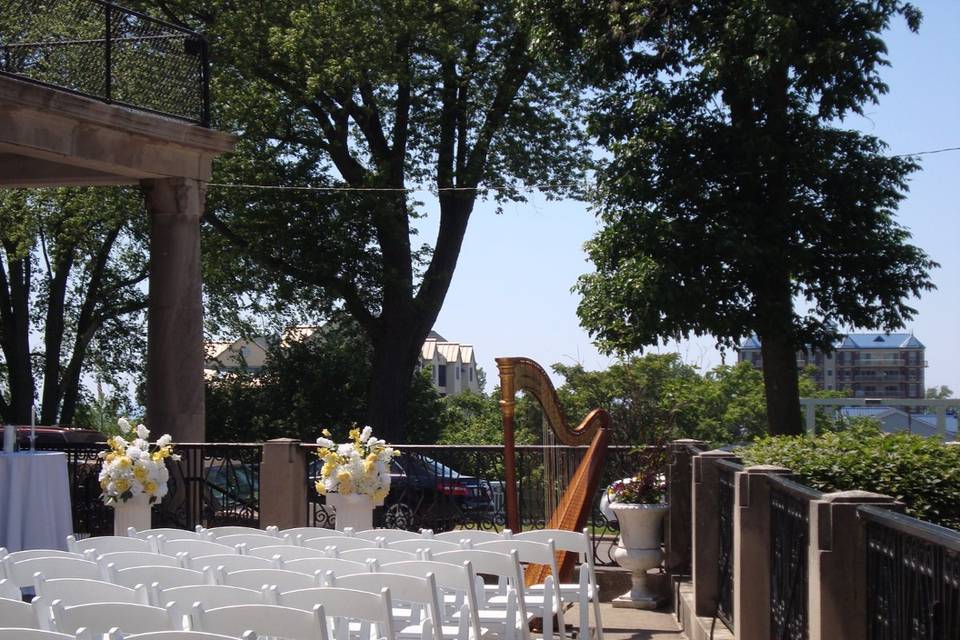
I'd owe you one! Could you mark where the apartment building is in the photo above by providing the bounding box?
[418,332,482,396]
[738,332,926,399]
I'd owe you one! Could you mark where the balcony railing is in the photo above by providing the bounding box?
[0,0,209,125]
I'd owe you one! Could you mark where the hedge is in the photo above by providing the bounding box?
[739,425,960,530]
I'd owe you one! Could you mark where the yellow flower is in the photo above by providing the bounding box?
[117,456,132,469]
[144,481,157,494]
[372,488,387,503]
[115,478,130,493]
[134,465,148,482]
[152,452,163,462]
[322,429,331,437]
[100,478,109,489]
[105,452,117,463]
[349,428,361,442]
[315,481,326,495]
[363,460,374,474]
[366,453,378,463]
[337,470,354,494]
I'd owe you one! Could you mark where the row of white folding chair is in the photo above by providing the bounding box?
[107,632,256,640]
[0,630,92,640]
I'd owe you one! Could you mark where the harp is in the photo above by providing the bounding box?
[497,357,611,584]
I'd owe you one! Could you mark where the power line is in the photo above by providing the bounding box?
[206,145,960,194]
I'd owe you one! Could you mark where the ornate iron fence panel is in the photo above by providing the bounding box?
[303,443,661,566]
[716,460,740,632]
[154,443,262,531]
[770,477,820,640]
[860,505,960,640]
[0,0,209,125]
[37,444,113,537]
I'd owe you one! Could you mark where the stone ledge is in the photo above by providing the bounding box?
[675,579,734,640]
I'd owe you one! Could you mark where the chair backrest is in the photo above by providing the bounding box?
[278,587,394,640]
[388,538,461,555]
[5,557,100,588]
[221,568,317,592]
[476,539,559,575]
[0,578,21,600]
[0,596,38,628]
[109,565,212,591]
[1,549,84,564]
[206,533,278,550]
[279,557,368,582]
[277,527,340,541]
[331,573,443,640]
[127,528,204,542]
[381,559,483,640]
[156,539,235,558]
[89,551,180,571]
[301,536,377,553]
[184,554,277,573]
[0,630,75,640]
[107,632,256,640]
[51,601,176,636]
[194,603,327,640]
[67,536,152,555]
[432,530,506,544]
[200,526,275,539]
[33,577,147,627]
[338,547,416,565]
[246,545,325,561]
[353,529,422,543]
[433,549,526,611]
[158,583,264,619]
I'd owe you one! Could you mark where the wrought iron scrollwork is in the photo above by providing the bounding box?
[770,483,811,640]
[717,465,736,631]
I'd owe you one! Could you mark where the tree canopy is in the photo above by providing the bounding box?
[145,0,590,442]
[576,0,936,435]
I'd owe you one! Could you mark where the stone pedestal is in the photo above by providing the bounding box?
[113,492,153,535]
[611,503,669,609]
[326,493,383,532]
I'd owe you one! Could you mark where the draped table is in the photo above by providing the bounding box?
[0,451,73,552]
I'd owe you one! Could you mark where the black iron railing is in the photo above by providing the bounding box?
[36,444,115,538]
[860,505,960,640]
[0,0,209,125]
[303,444,662,566]
[716,459,741,632]
[769,476,822,640]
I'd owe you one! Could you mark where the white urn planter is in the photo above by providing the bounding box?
[326,493,385,532]
[112,492,153,535]
[610,502,669,609]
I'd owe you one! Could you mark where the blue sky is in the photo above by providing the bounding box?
[420,0,960,393]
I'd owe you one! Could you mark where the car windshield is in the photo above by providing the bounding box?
[417,455,461,479]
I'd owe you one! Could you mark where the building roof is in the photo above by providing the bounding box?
[421,335,476,365]
[739,332,923,350]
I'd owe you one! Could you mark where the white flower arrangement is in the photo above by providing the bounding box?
[98,418,179,505]
[315,426,397,503]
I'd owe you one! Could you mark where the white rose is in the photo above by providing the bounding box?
[136,424,150,440]
[360,426,372,442]
[118,418,132,434]
[127,446,142,460]
[157,434,172,447]
[316,437,335,449]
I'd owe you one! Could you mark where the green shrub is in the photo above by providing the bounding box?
[740,425,960,530]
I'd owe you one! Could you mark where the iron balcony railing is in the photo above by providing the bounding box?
[0,0,210,126]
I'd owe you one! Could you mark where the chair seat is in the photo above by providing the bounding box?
[397,622,492,640]
[528,582,596,599]
[452,608,535,624]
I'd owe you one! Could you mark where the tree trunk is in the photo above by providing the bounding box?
[364,331,424,443]
[758,332,803,435]
[3,255,35,424]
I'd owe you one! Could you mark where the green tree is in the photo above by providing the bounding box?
[926,385,954,400]
[150,0,589,442]
[575,1,936,436]
[0,188,148,425]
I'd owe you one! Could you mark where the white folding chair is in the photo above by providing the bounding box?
[67,536,152,555]
[4,557,100,588]
[431,531,506,545]
[1,548,84,564]
[193,602,327,640]
[0,578,21,599]
[278,586,395,640]
[33,576,148,629]
[106,632,256,640]
[108,565,214,591]
[127,528,205,542]
[338,547,416,565]
[88,551,181,572]
[247,545,326,561]
[353,529,423,544]
[0,630,79,640]
[156,539,236,558]
[389,539,461,556]
[278,558,368,585]
[184,554,278,573]
[51,601,179,636]
[156,583,266,620]
[197,526,278,539]
[331,572,445,640]
[434,550,530,640]
[475,540,565,640]
[514,528,602,640]
[382,560,488,640]
[301,536,379,553]
[221,568,318,592]
[204,534,278,550]
[276,527,341,542]
[0,595,39,628]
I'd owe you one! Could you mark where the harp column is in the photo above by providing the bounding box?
[498,359,521,533]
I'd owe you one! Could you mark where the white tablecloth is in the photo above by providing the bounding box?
[0,452,73,552]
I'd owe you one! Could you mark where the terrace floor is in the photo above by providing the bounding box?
[565,603,686,640]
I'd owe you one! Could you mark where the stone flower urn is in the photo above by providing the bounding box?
[609,502,669,609]
[326,493,385,532]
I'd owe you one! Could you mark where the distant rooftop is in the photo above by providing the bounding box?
[739,332,924,350]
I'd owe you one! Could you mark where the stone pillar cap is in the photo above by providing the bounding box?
[741,464,791,474]
[819,490,898,503]
[266,437,302,444]
[698,449,740,457]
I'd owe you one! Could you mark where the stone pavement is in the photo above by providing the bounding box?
[550,603,687,640]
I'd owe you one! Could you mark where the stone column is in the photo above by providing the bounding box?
[666,439,706,576]
[692,449,740,617]
[732,465,791,640]
[808,491,900,640]
[142,177,205,444]
[260,438,309,530]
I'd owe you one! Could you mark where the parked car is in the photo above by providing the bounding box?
[11,425,106,449]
